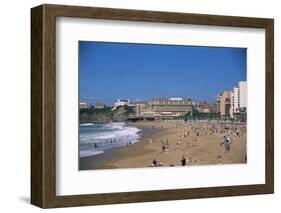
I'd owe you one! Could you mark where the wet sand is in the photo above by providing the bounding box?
[79,120,246,170]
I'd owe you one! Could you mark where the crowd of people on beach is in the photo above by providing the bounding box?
[149,120,246,167]
[185,121,245,153]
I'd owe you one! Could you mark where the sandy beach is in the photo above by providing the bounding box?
[79,120,246,170]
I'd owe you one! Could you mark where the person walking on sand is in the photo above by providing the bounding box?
[160,140,166,152]
[152,159,158,167]
[221,136,230,152]
[225,140,230,152]
[181,156,187,166]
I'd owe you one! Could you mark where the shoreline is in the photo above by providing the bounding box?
[79,120,247,170]
[79,123,162,170]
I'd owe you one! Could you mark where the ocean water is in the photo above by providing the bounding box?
[79,122,141,157]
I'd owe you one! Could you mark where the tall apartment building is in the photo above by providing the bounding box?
[230,81,247,118]
[239,81,247,109]
[217,91,231,117]
[230,87,239,117]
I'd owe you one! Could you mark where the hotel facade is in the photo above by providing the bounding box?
[135,97,193,117]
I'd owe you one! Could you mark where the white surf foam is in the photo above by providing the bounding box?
[80,150,104,158]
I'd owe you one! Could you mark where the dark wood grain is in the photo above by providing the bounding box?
[31,5,43,207]
[31,4,274,208]
[265,20,274,193]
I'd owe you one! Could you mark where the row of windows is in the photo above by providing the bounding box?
[152,106,192,112]
[149,101,192,105]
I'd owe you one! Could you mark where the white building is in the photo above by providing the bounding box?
[114,99,130,107]
[230,81,247,118]
[79,102,91,109]
[239,81,247,109]
[230,87,239,117]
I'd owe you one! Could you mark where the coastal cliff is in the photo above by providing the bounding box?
[80,105,134,123]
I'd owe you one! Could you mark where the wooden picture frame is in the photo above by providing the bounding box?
[31,4,274,208]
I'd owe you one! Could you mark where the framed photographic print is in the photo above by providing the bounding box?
[31,4,274,208]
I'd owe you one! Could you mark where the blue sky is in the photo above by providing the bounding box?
[79,41,246,106]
